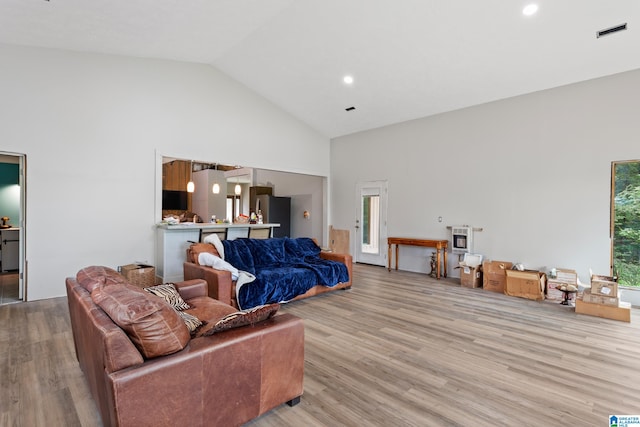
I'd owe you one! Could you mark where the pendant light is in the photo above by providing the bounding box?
[186,160,195,193]
[234,178,241,196]
[211,163,220,194]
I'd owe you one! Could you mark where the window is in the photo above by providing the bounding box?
[611,160,640,288]
[361,194,380,254]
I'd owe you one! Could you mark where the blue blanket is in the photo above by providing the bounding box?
[222,237,349,309]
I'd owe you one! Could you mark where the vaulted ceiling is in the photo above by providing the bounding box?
[1,1,638,138]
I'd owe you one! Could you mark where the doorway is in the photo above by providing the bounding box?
[355,180,388,266]
[0,152,25,305]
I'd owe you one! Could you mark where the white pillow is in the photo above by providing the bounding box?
[198,252,239,281]
[203,233,225,260]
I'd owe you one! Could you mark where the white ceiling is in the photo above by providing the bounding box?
[1,1,638,138]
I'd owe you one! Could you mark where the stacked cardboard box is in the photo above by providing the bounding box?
[582,288,620,306]
[482,261,513,293]
[460,265,482,288]
[546,268,578,302]
[590,278,618,298]
[505,269,546,301]
[575,274,630,322]
[459,254,483,288]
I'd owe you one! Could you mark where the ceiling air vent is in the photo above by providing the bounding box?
[345,106,356,112]
[597,23,627,38]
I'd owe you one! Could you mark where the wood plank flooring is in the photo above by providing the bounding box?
[2,264,640,426]
[0,273,20,305]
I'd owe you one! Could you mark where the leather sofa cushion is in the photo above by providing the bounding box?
[92,283,190,359]
[76,265,128,293]
[186,296,237,337]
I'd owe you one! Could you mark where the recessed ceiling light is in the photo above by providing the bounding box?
[523,4,538,16]
[343,75,354,85]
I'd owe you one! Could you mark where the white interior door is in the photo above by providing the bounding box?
[355,181,387,266]
[0,152,25,302]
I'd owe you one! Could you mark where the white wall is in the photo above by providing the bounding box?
[0,43,329,300]
[331,68,640,290]
[253,169,325,241]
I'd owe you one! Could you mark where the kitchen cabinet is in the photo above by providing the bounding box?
[162,160,191,191]
[1,228,19,272]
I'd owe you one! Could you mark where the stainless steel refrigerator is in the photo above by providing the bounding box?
[255,195,291,238]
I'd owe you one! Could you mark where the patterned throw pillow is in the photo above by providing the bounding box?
[200,303,280,336]
[144,283,191,311]
[176,310,204,334]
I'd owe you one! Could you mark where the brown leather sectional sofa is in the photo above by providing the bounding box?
[66,268,304,427]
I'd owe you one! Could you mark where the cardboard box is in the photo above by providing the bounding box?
[482,261,513,293]
[546,268,578,302]
[575,299,631,322]
[591,279,618,297]
[460,266,482,288]
[505,269,546,301]
[554,268,577,284]
[120,263,156,288]
[589,268,617,283]
[460,253,483,267]
[582,288,620,306]
[546,279,569,302]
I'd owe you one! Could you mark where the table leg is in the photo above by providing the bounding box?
[395,245,399,270]
[387,244,392,271]
[443,249,448,278]
[436,249,441,279]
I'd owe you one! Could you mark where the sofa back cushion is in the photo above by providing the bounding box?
[76,265,128,293]
[222,239,256,273]
[91,284,190,359]
[222,237,322,271]
[284,237,321,262]
[245,238,287,268]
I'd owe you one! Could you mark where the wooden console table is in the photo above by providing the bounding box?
[387,237,448,279]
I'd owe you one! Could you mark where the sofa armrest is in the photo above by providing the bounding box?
[320,252,353,287]
[174,279,208,300]
[320,251,350,264]
[183,262,234,306]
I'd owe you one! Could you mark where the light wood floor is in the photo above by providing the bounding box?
[2,264,640,426]
[0,273,20,305]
